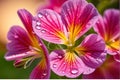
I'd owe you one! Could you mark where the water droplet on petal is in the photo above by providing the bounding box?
[53,64,57,68]
[38,13,43,18]
[36,21,41,25]
[36,26,41,30]
[71,69,78,74]
[58,55,62,59]
[41,29,46,33]
[14,35,18,38]
[43,72,47,76]
[62,71,65,73]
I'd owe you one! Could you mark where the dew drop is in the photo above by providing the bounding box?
[38,13,43,18]
[41,29,46,33]
[53,64,57,68]
[36,26,41,30]
[43,72,47,76]
[58,55,62,59]
[71,69,78,74]
[14,35,18,38]
[36,21,41,25]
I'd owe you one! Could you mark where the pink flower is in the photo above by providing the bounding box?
[33,0,106,78]
[5,9,50,79]
[37,0,67,13]
[94,9,120,62]
[83,56,120,79]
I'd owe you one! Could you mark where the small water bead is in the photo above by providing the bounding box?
[58,55,62,59]
[36,21,41,25]
[38,13,43,18]
[71,69,78,74]
[53,64,57,68]
[43,73,47,76]
[14,35,18,38]
[36,26,41,30]
[41,29,46,33]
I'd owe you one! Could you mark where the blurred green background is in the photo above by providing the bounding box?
[0,0,119,79]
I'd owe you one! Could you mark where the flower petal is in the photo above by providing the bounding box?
[83,65,95,75]
[95,9,120,42]
[76,34,106,68]
[83,56,120,79]
[33,9,67,44]
[50,50,84,78]
[114,53,120,62]
[30,60,50,79]
[5,26,33,60]
[94,15,106,40]
[17,9,33,35]
[103,9,120,41]
[30,40,50,79]
[61,0,98,41]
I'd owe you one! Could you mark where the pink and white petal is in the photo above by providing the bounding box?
[83,56,120,79]
[106,48,118,55]
[17,9,33,35]
[30,60,50,79]
[7,26,31,52]
[83,65,95,75]
[61,0,98,40]
[103,9,120,41]
[50,50,84,78]
[5,50,36,61]
[94,15,106,40]
[33,9,67,44]
[81,52,106,69]
[30,37,50,79]
[114,52,120,62]
[5,26,33,61]
[77,34,106,68]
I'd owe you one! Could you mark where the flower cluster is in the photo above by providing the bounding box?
[5,0,120,79]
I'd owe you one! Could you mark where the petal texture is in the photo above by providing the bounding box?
[30,60,50,79]
[5,26,33,60]
[76,34,106,68]
[61,0,98,42]
[83,56,120,79]
[50,50,84,78]
[33,9,67,44]
[30,43,50,79]
[17,9,33,35]
[94,9,120,42]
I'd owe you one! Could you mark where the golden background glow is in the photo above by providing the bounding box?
[0,0,46,44]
